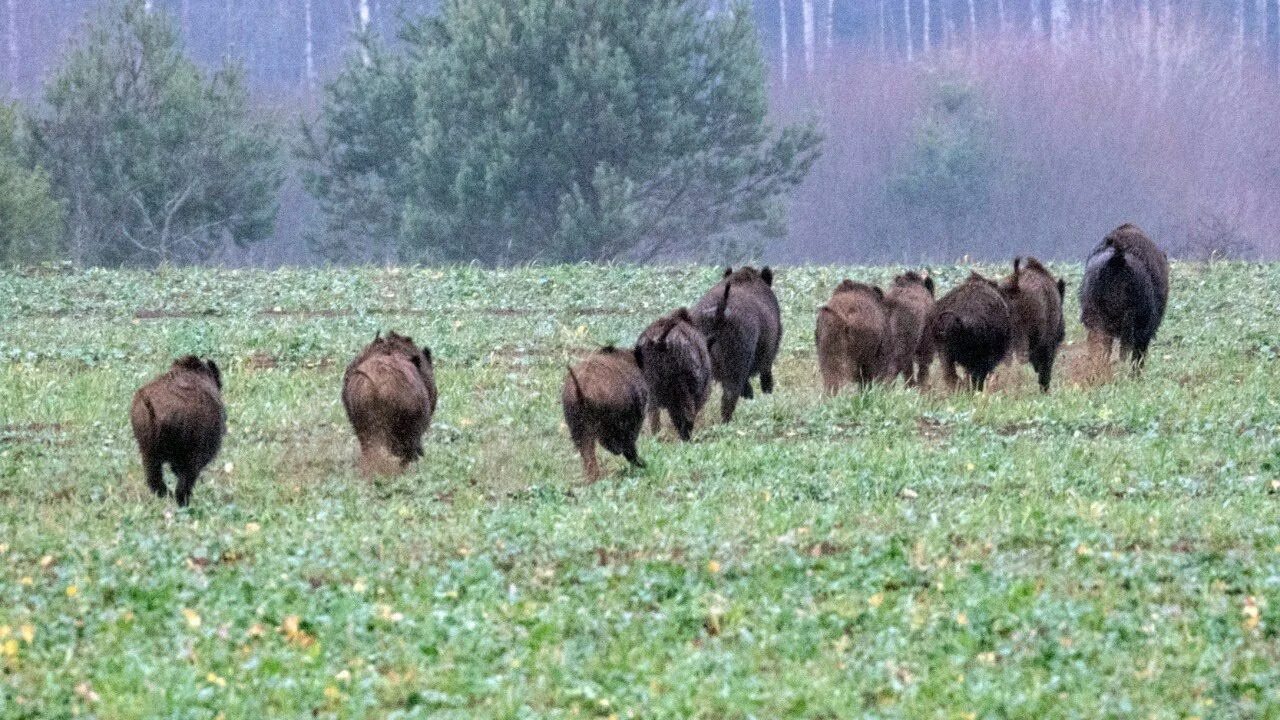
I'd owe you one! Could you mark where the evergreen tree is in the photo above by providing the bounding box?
[0,104,63,265]
[35,0,282,266]
[304,0,821,264]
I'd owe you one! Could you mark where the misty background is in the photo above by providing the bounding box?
[4,0,1279,264]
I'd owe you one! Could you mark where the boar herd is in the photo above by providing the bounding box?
[129,224,1170,504]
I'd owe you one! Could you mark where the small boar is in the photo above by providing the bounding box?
[562,346,649,483]
[341,331,438,474]
[1079,223,1170,371]
[999,257,1066,392]
[814,279,890,395]
[692,266,783,422]
[927,272,1013,391]
[884,270,936,386]
[636,308,712,441]
[130,355,226,507]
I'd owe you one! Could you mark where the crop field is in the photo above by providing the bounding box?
[2,262,1280,718]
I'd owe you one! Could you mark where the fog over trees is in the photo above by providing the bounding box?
[3,0,1279,264]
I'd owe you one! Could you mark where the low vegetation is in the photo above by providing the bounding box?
[1,262,1279,717]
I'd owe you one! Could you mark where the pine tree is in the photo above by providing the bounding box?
[34,0,282,266]
[303,0,821,264]
[0,104,63,264]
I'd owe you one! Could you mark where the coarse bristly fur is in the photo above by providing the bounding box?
[884,270,936,387]
[562,346,649,483]
[927,271,1013,392]
[1000,257,1066,392]
[341,331,438,475]
[636,308,712,441]
[1079,223,1170,372]
[815,279,891,395]
[130,355,226,507]
[692,266,782,422]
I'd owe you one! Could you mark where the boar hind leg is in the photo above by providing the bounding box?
[623,442,646,470]
[1031,347,1056,393]
[173,466,199,508]
[939,352,960,391]
[578,441,601,484]
[647,403,662,435]
[144,456,168,498]
[720,387,741,423]
[760,369,775,394]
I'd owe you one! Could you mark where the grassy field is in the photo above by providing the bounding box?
[1,262,1279,718]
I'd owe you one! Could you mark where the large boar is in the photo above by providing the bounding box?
[342,331,438,474]
[636,308,712,441]
[1000,257,1066,392]
[884,270,936,386]
[562,346,649,483]
[130,355,226,507]
[927,272,1013,391]
[1079,223,1170,372]
[814,279,890,395]
[692,267,782,422]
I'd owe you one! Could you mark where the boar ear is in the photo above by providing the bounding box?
[633,345,644,369]
[675,307,692,323]
[204,359,222,390]
[873,285,884,299]
[924,276,935,295]
[421,346,433,364]
[722,267,733,278]
[761,267,773,286]
[1057,278,1067,298]
[374,330,382,342]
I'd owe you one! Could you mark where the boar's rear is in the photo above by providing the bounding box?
[692,266,782,422]
[1079,223,1169,371]
[562,346,649,483]
[130,355,226,507]
[1000,257,1066,392]
[342,331,438,474]
[636,308,712,441]
[928,273,1012,392]
[814,279,890,395]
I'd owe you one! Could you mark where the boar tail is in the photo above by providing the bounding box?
[566,365,585,405]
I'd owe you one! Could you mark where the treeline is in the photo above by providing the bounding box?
[6,0,1278,97]
[0,0,818,266]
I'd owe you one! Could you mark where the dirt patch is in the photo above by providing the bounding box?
[134,308,218,319]
[996,421,1041,437]
[246,352,278,370]
[2,423,69,446]
[916,416,951,442]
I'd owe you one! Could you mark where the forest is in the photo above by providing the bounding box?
[2,0,1280,264]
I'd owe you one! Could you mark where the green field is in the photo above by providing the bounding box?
[2,262,1279,718]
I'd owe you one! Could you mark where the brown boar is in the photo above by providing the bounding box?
[130,355,226,507]
[562,346,649,483]
[341,331,438,474]
[884,270,936,386]
[814,279,890,395]
[999,257,1066,392]
[636,308,712,441]
[1079,223,1170,372]
[927,272,1013,391]
[692,267,783,422]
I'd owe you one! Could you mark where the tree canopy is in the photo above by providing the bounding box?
[35,0,283,266]
[303,0,821,264]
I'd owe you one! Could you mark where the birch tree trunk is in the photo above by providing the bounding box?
[904,0,914,61]
[304,0,316,91]
[996,0,1006,39]
[802,0,816,74]
[778,0,789,83]
[358,0,371,66]
[1267,0,1279,77]
[826,0,837,53]
[922,0,931,55]
[6,0,16,96]
[968,0,978,57]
